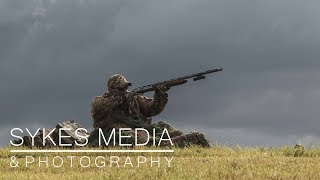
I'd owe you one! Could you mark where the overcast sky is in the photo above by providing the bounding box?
[1,0,320,147]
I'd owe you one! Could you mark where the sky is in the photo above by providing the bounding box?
[1,0,320,147]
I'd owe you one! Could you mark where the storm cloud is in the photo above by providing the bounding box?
[1,0,320,146]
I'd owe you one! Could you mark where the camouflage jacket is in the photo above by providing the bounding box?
[91,90,168,129]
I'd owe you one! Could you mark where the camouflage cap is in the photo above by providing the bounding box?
[107,74,132,90]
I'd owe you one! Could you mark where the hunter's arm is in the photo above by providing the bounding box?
[134,89,168,117]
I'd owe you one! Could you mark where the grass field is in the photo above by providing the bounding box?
[1,146,319,179]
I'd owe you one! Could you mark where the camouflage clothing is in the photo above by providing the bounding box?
[91,74,168,129]
[90,74,211,148]
[107,74,132,90]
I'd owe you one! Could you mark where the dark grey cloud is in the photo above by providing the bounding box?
[1,0,320,146]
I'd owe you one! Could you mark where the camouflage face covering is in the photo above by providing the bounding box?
[107,74,132,91]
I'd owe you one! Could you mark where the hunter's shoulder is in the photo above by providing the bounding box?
[91,96,105,107]
[91,93,112,106]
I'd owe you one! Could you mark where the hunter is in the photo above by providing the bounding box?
[90,74,210,147]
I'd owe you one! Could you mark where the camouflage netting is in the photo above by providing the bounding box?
[13,120,211,148]
[12,120,90,147]
[88,118,210,148]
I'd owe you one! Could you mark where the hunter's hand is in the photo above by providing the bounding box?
[155,85,170,93]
